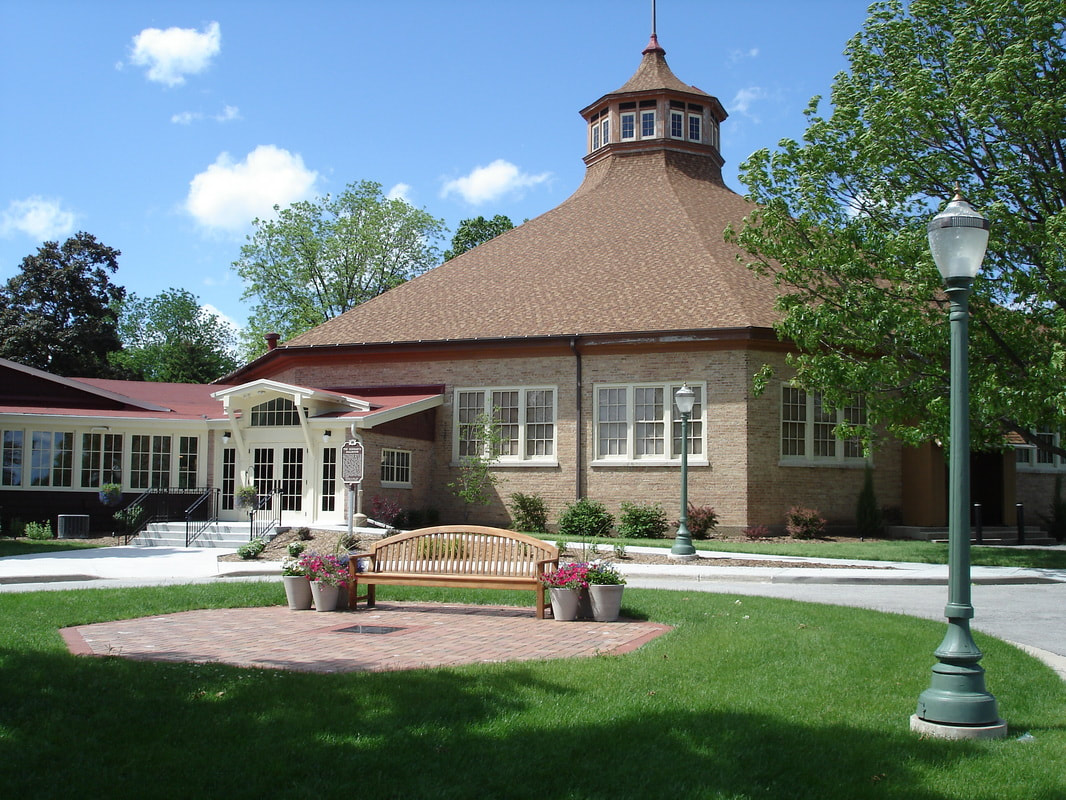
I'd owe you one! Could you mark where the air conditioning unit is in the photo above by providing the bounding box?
[57,514,90,539]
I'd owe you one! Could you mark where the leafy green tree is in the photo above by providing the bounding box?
[233,180,446,356]
[443,214,514,260]
[0,232,125,376]
[728,0,1066,458]
[110,288,239,383]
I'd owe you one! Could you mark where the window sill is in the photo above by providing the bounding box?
[450,461,559,469]
[778,458,870,469]
[591,459,709,468]
[380,482,412,490]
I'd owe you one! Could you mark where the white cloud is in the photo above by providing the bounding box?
[1,196,77,240]
[729,47,760,64]
[185,145,319,231]
[129,21,221,87]
[730,86,767,120]
[440,159,551,205]
[200,303,241,333]
[171,104,241,125]
[386,183,411,202]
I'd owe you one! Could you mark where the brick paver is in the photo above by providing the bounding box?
[61,602,672,674]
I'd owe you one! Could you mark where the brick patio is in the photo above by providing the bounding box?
[61,602,673,674]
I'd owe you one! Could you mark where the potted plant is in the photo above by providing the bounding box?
[98,483,122,507]
[586,561,626,622]
[236,485,258,509]
[542,562,590,621]
[298,552,348,612]
[281,557,313,610]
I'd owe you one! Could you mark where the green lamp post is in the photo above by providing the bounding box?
[670,383,696,559]
[912,190,1006,739]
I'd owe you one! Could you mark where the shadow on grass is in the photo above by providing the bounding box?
[0,645,1045,800]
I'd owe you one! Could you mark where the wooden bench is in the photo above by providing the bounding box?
[347,525,560,618]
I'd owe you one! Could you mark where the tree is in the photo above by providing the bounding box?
[233,180,446,356]
[443,214,515,260]
[0,232,125,377]
[110,288,239,383]
[728,0,1066,458]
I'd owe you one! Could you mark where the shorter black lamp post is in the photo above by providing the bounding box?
[670,384,696,560]
[911,189,1006,739]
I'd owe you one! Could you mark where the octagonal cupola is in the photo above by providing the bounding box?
[580,31,728,174]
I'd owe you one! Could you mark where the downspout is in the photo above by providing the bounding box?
[570,337,583,501]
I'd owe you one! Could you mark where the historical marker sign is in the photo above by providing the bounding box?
[341,440,364,485]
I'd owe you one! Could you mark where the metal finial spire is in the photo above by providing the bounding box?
[652,0,657,36]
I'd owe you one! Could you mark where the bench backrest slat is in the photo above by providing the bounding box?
[369,525,556,577]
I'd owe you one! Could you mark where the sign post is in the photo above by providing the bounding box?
[341,440,366,534]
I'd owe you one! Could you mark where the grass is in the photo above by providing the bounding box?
[0,582,1063,799]
[0,537,110,557]
[583,536,1066,570]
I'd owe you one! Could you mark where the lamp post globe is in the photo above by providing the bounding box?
[670,384,696,559]
[912,189,1005,739]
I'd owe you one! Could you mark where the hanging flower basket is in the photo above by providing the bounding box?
[98,483,123,507]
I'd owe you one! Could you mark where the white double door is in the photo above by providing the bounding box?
[251,444,309,523]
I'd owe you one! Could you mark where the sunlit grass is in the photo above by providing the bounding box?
[0,582,1062,798]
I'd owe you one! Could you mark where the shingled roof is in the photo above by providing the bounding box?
[284,37,779,350]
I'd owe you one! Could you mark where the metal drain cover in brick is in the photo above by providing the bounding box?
[336,625,406,635]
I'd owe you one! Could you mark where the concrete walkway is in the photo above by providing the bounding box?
[3,543,1065,678]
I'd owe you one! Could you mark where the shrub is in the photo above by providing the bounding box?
[25,521,53,540]
[237,538,266,560]
[1039,474,1066,542]
[786,506,826,540]
[855,466,884,539]
[744,524,771,540]
[336,531,359,552]
[618,501,669,539]
[287,541,306,558]
[685,504,719,539]
[371,496,402,526]
[557,498,614,540]
[114,504,145,533]
[508,492,549,534]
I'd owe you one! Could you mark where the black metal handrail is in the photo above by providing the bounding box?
[117,489,154,544]
[248,488,282,541]
[185,488,221,547]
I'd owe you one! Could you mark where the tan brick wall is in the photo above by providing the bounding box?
[266,346,905,533]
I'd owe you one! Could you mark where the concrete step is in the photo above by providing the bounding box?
[131,522,280,549]
[888,525,1057,546]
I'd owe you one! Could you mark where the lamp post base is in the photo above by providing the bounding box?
[667,552,697,562]
[909,714,1007,740]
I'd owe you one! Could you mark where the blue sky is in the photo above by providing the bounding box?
[1,1,873,332]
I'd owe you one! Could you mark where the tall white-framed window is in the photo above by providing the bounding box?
[1016,431,1065,470]
[594,382,704,462]
[453,387,557,463]
[600,117,610,146]
[780,387,867,463]
[131,434,172,489]
[2,430,23,487]
[670,109,684,139]
[592,122,601,151]
[30,431,74,487]
[641,108,656,138]
[178,436,198,489]
[321,447,337,511]
[620,111,636,141]
[381,448,412,487]
[80,432,123,488]
[688,113,702,142]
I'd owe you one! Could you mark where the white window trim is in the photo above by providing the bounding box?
[591,381,708,467]
[1016,431,1065,471]
[380,447,413,488]
[687,112,702,142]
[452,386,558,465]
[640,108,657,139]
[620,111,636,141]
[779,387,869,467]
[669,109,684,140]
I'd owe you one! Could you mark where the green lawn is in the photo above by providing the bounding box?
[0,583,1062,799]
[0,537,110,557]
[599,537,1066,570]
